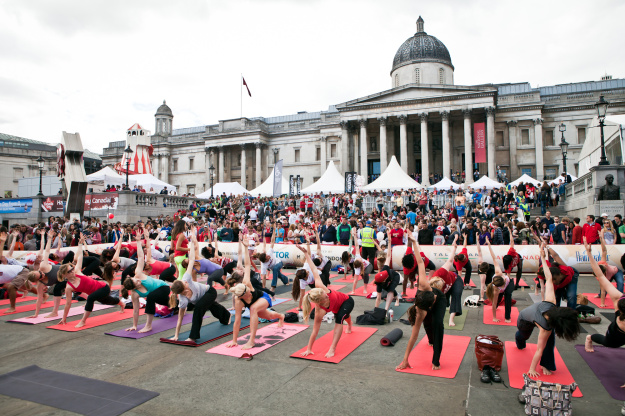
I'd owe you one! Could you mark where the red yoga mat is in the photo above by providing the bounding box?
[333,276,361,283]
[518,279,530,288]
[482,306,519,326]
[350,283,377,297]
[582,293,614,309]
[504,341,583,397]
[1,299,76,315]
[396,334,471,379]
[0,295,37,306]
[47,308,143,332]
[290,326,377,364]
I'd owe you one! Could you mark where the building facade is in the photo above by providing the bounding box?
[102,17,625,193]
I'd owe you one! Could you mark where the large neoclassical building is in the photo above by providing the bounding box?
[101,17,625,194]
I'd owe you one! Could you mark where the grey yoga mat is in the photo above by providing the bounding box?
[380,328,403,346]
[0,365,158,416]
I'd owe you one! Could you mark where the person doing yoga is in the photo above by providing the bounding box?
[595,232,624,307]
[58,235,125,328]
[26,229,60,318]
[515,243,580,377]
[429,235,464,327]
[252,228,290,291]
[373,233,401,311]
[396,242,446,371]
[501,225,525,289]
[225,237,274,301]
[227,236,285,350]
[181,232,226,289]
[476,239,496,302]
[485,239,514,323]
[297,244,354,359]
[170,237,232,343]
[582,237,625,354]
[123,236,172,333]
[349,228,373,295]
[140,229,176,283]
[453,237,473,290]
[102,230,136,286]
[292,236,321,310]
[0,230,37,314]
[401,227,435,297]
[171,220,189,279]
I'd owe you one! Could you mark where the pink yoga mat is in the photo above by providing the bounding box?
[1,299,76,315]
[582,293,614,309]
[290,326,377,364]
[396,334,471,378]
[482,306,519,326]
[207,323,308,357]
[334,276,360,283]
[9,304,114,324]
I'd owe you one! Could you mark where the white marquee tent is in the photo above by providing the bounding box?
[196,182,248,198]
[509,174,543,187]
[87,166,136,187]
[302,161,345,194]
[362,156,422,191]
[132,174,176,193]
[549,174,578,186]
[471,175,505,190]
[249,168,290,196]
[428,177,463,190]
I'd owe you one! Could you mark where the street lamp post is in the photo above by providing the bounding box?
[124,145,133,190]
[37,155,44,196]
[595,95,610,165]
[559,122,569,182]
[209,164,215,198]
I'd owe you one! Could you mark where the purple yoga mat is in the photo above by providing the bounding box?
[575,345,625,400]
[105,313,194,339]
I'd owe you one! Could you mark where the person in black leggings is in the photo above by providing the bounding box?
[373,239,400,311]
[485,240,514,323]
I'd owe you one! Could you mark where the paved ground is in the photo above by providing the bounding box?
[0,272,623,416]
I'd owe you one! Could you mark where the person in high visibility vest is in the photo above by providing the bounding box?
[519,201,530,222]
[360,220,377,268]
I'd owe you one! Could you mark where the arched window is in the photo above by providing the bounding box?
[415,68,420,84]
[395,74,399,87]
[439,68,445,85]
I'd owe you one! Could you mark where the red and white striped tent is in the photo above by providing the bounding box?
[115,123,154,175]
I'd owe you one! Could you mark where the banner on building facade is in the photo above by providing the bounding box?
[474,122,486,163]
[0,199,33,214]
[296,175,301,196]
[273,160,283,197]
[289,175,295,196]
[345,172,357,193]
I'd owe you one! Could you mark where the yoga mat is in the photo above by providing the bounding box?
[105,313,196,339]
[291,326,377,364]
[517,278,530,288]
[327,284,346,291]
[1,299,76,315]
[482,306,519,326]
[574,345,625,400]
[391,302,412,320]
[600,311,616,322]
[47,308,142,332]
[504,341,583,397]
[0,295,37,306]
[528,293,542,304]
[444,309,468,330]
[380,328,403,346]
[9,304,114,325]
[207,323,308,357]
[396,334,471,379]
[582,293,614,309]
[350,283,377,297]
[229,298,290,319]
[334,275,360,283]
[0,365,158,416]
[160,318,251,347]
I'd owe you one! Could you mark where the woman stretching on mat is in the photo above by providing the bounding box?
[26,229,60,318]
[140,229,176,283]
[297,244,354,359]
[515,243,580,377]
[349,228,373,295]
[123,236,172,333]
[170,237,232,343]
[401,228,435,297]
[58,235,125,328]
[182,233,226,289]
[595,232,624,308]
[171,220,189,280]
[252,229,290,291]
[396,241,446,371]
[582,237,625,353]
[102,230,136,286]
[374,235,401,311]
[292,236,320,310]
[227,236,285,350]
[453,237,473,290]
[225,236,274,302]
[476,240,496,302]
[485,239,514,323]
[429,235,463,327]
[502,224,524,289]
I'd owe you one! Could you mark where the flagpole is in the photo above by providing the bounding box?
[240,73,243,119]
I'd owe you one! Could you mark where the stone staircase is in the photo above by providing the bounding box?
[529,203,568,219]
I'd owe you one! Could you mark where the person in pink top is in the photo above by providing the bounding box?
[57,235,125,328]
[596,232,624,307]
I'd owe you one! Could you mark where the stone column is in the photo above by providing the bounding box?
[534,118,544,181]
[205,147,212,191]
[463,110,473,184]
[161,153,169,184]
[359,119,368,180]
[387,123,395,161]
[240,144,247,189]
[507,120,518,179]
[340,121,349,173]
[420,113,429,185]
[153,154,160,179]
[486,107,496,179]
[218,146,224,183]
[407,128,414,174]
[255,142,262,188]
[320,136,327,175]
[379,117,388,171]
[441,111,451,178]
[399,115,408,172]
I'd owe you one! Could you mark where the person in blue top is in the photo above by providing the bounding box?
[406,209,417,225]
[474,190,482,206]
[122,236,171,333]
[455,200,466,218]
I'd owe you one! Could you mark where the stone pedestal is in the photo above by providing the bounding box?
[597,201,625,217]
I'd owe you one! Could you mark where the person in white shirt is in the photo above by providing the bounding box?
[252,227,290,291]
[349,228,373,295]
[249,208,258,222]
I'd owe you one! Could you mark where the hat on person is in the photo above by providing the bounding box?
[374,270,389,283]
[435,226,444,233]
[366,220,372,225]
[602,213,608,217]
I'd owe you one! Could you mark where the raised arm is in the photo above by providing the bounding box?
[315,226,322,257]
[135,235,145,276]
[414,239,430,292]
[142,229,153,264]
[486,239,503,275]
[296,244,326,292]
[111,230,125,263]
[508,224,515,249]
[74,235,85,273]
[241,235,251,286]
[442,235,458,269]
[235,239,243,268]
[584,237,622,307]
[547,247,565,266]
[7,231,18,257]
[540,247,555,304]
[599,233,608,263]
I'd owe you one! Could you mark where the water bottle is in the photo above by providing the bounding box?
[388,309,394,322]
[298,311,303,323]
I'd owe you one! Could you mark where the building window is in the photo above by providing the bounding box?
[172,159,178,172]
[545,167,557,180]
[13,167,23,179]
[189,158,194,171]
[545,130,554,146]
[578,127,586,144]
[370,136,377,151]
[521,129,530,145]
[496,131,504,147]
[439,68,444,84]
[316,147,320,161]
[330,143,337,158]
[294,149,300,163]
[521,167,533,177]
[187,185,195,195]
[415,68,420,84]
[395,74,399,87]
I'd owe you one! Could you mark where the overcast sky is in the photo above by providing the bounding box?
[1,0,623,154]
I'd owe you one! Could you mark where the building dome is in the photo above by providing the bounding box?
[155,100,173,117]
[391,16,453,74]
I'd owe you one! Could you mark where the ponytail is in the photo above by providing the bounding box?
[302,288,324,323]
[103,262,115,286]
[121,278,134,299]
[57,264,73,282]
[169,280,184,308]
[302,293,312,323]
[291,269,307,302]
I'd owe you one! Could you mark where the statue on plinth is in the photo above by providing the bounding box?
[598,174,620,201]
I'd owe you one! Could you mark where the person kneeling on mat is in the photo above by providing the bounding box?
[515,242,580,377]
[485,239,514,323]
[227,236,285,350]
[396,242,446,371]
[297,243,354,359]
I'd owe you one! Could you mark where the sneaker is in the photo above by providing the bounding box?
[488,367,502,383]
[480,365,491,383]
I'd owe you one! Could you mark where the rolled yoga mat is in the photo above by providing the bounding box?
[380,328,403,346]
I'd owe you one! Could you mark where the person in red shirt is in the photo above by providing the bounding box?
[571,217,583,244]
[401,236,435,296]
[535,245,579,309]
[429,236,464,327]
[582,215,602,244]
[389,222,404,246]
[453,237,473,290]
[501,226,524,289]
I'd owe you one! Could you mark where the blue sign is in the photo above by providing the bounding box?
[0,199,33,213]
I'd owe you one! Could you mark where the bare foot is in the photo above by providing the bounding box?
[325,350,335,358]
[138,326,152,333]
[119,304,125,313]
[345,326,352,334]
[44,312,59,318]
[5,308,16,314]
[395,299,400,307]
[585,335,595,353]
[448,320,456,327]
[363,290,368,295]
[75,321,86,328]
[277,314,285,328]
[348,291,354,294]
[432,365,440,370]
[184,338,197,343]
[241,341,255,350]
[542,367,552,376]
[42,293,49,303]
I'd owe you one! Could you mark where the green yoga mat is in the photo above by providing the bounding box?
[390,302,412,320]
[444,309,467,331]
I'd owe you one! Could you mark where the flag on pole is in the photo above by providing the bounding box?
[242,77,252,97]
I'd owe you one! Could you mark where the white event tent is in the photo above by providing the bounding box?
[302,161,345,194]
[249,168,290,196]
[132,174,176,193]
[428,177,462,190]
[362,156,422,191]
[87,166,136,187]
[509,174,542,187]
[196,182,248,198]
[549,174,578,186]
[471,175,505,190]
